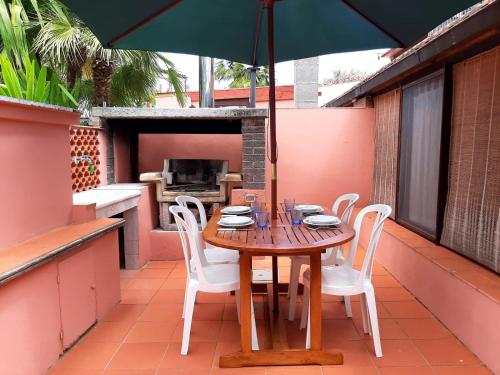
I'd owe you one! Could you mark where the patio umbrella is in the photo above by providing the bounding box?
[61,0,477,218]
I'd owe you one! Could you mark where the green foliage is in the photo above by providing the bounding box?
[0,0,30,67]
[215,60,269,89]
[0,52,80,107]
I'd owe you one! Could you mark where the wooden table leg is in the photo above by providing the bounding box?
[239,252,252,353]
[272,255,279,314]
[309,252,322,350]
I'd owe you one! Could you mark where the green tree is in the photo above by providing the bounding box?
[215,60,269,89]
[31,0,186,108]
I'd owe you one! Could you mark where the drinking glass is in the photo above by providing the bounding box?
[284,198,295,213]
[251,201,264,213]
[255,211,269,228]
[291,208,303,225]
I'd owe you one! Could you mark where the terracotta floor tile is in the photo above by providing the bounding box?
[193,303,225,321]
[222,302,239,321]
[378,366,435,375]
[368,339,427,367]
[435,255,477,273]
[120,270,140,279]
[149,289,186,304]
[135,268,172,279]
[56,342,120,369]
[48,369,102,375]
[171,320,222,342]
[211,368,266,375]
[120,278,135,291]
[397,318,452,339]
[372,275,401,288]
[353,318,408,340]
[323,340,373,367]
[125,321,179,343]
[84,322,133,343]
[322,367,378,375]
[383,301,432,319]
[127,278,166,291]
[196,292,228,303]
[158,370,210,375]
[145,260,176,269]
[168,266,187,279]
[120,290,157,305]
[413,337,480,366]
[138,303,183,322]
[372,264,388,276]
[160,277,186,290]
[266,366,322,375]
[219,320,242,340]
[212,340,242,368]
[107,342,167,369]
[321,302,350,319]
[103,304,147,323]
[322,319,361,343]
[103,370,156,375]
[433,365,494,374]
[160,341,217,369]
[375,287,415,301]
[351,301,391,319]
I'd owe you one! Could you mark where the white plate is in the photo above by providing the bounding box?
[221,206,252,214]
[218,216,254,227]
[294,204,324,213]
[303,215,341,226]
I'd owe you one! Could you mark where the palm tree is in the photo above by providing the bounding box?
[30,0,186,108]
[215,60,269,88]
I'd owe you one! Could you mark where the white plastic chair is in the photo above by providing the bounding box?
[300,204,392,357]
[287,193,359,321]
[169,205,259,355]
[176,195,239,264]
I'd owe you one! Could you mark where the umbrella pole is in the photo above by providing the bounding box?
[267,0,277,220]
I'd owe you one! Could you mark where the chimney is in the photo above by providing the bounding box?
[294,57,319,108]
[199,56,215,107]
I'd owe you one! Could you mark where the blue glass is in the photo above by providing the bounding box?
[255,211,269,228]
[284,198,295,213]
[291,208,303,225]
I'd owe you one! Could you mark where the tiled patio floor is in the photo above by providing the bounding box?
[48,254,492,375]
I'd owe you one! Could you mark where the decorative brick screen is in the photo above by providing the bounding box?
[70,126,101,192]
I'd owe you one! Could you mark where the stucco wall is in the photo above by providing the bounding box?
[265,108,374,208]
[0,99,79,247]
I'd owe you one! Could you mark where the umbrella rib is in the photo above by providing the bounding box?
[107,0,183,47]
[252,1,265,66]
[340,0,405,47]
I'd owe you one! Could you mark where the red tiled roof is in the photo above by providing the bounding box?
[187,85,294,102]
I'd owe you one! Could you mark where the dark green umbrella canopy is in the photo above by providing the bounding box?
[62,0,477,220]
[62,0,477,66]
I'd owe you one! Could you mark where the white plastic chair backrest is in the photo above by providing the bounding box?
[332,193,360,224]
[175,195,208,229]
[169,205,210,284]
[346,204,392,286]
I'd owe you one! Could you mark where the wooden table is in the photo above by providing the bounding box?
[203,208,355,368]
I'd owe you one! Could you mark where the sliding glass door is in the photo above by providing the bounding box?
[398,71,445,239]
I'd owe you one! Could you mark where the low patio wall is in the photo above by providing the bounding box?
[0,98,79,247]
[359,215,500,374]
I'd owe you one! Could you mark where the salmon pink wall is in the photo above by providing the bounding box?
[138,134,243,174]
[0,99,79,247]
[266,108,374,209]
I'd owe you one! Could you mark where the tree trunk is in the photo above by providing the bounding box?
[92,58,114,106]
[67,46,87,90]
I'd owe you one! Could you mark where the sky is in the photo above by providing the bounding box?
[159,49,390,92]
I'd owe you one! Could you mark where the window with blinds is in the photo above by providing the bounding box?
[441,46,500,273]
[370,89,400,218]
[398,71,445,239]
